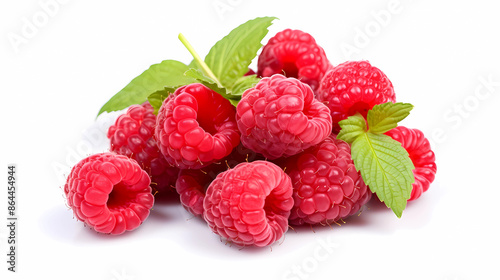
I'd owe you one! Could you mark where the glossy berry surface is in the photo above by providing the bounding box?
[155,83,240,169]
[317,61,396,132]
[176,143,264,217]
[245,68,256,76]
[176,168,215,217]
[258,29,331,91]
[64,153,155,234]
[236,74,332,159]
[385,126,437,201]
[107,102,178,193]
[203,161,294,247]
[283,135,371,226]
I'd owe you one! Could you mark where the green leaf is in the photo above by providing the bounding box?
[147,87,177,114]
[188,59,203,71]
[351,133,415,218]
[184,68,228,96]
[228,99,239,107]
[230,75,260,97]
[184,68,245,103]
[204,16,277,88]
[97,60,196,117]
[184,68,217,84]
[183,69,258,107]
[368,102,413,134]
[179,33,222,87]
[336,101,417,217]
[337,115,367,144]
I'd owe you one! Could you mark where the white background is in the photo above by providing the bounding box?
[1,0,499,279]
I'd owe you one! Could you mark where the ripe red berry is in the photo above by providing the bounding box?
[385,126,437,201]
[107,102,179,193]
[258,29,331,91]
[282,135,371,226]
[176,168,214,217]
[64,153,155,234]
[176,143,264,217]
[317,61,396,132]
[245,68,256,76]
[155,83,240,169]
[236,74,332,159]
[203,161,294,247]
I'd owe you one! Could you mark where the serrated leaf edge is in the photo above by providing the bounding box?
[368,102,414,134]
[352,133,415,218]
[337,115,367,143]
[205,16,277,87]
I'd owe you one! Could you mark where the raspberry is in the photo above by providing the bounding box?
[107,102,179,193]
[236,74,332,159]
[257,29,331,91]
[64,153,155,234]
[282,135,371,226]
[317,61,396,132]
[176,143,264,217]
[245,68,256,76]
[155,83,240,169]
[176,168,215,217]
[385,126,437,201]
[203,161,294,247]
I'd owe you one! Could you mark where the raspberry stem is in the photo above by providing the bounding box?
[178,33,222,88]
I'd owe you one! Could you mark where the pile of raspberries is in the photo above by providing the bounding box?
[64,29,436,246]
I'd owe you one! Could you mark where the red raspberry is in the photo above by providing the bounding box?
[257,29,331,91]
[203,161,294,247]
[385,126,437,201]
[107,102,179,193]
[317,61,396,132]
[155,83,240,169]
[64,153,155,234]
[282,135,371,226]
[245,68,256,76]
[176,168,215,217]
[236,74,332,159]
[176,143,264,217]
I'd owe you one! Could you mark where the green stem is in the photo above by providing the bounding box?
[178,33,222,87]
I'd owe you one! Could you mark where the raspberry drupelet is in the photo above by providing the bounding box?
[385,126,437,201]
[203,161,294,247]
[64,153,155,234]
[317,61,396,132]
[107,102,179,193]
[282,135,371,226]
[258,29,331,91]
[236,74,332,159]
[155,83,240,169]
